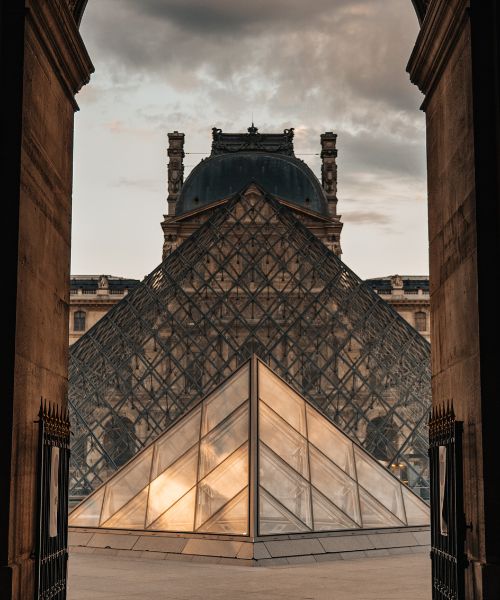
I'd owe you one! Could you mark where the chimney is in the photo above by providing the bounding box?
[320,132,338,217]
[167,131,185,216]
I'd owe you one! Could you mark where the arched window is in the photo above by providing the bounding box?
[414,311,427,332]
[74,310,86,332]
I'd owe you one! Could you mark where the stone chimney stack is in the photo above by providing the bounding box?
[320,132,338,217]
[167,131,185,216]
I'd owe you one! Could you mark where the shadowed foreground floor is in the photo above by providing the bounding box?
[68,552,431,600]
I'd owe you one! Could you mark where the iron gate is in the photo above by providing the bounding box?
[429,404,466,600]
[35,401,71,599]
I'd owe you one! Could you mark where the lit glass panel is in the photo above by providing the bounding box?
[354,447,405,523]
[102,487,148,529]
[147,445,198,526]
[309,446,360,525]
[151,407,201,479]
[260,444,312,528]
[148,487,196,532]
[201,364,249,435]
[259,402,308,478]
[197,487,248,535]
[195,443,248,528]
[69,488,105,528]
[402,487,430,526]
[259,487,309,535]
[359,488,404,528]
[258,363,306,435]
[312,488,357,531]
[306,405,355,477]
[199,404,248,478]
[101,447,153,524]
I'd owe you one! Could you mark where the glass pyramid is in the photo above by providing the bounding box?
[69,186,431,500]
[69,358,429,535]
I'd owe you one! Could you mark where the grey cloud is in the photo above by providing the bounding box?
[340,210,393,226]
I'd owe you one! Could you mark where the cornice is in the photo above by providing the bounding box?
[407,0,469,107]
[26,0,94,108]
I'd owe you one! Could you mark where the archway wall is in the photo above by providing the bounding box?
[408,0,500,595]
[0,2,93,598]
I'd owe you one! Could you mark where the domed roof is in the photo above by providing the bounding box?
[175,126,329,216]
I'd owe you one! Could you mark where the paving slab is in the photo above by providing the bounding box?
[68,550,432,600]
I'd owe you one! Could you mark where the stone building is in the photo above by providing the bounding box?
[366,275,430,342]
[69,275,139,344]
[67,126,431,508]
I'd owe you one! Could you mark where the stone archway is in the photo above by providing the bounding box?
[1,1,499,599]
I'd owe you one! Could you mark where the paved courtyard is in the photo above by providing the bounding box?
[68,552,431,600]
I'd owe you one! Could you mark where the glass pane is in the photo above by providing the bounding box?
[260,444,312,528]
[199,404,248,478]
[259,402,308,478]
[312,488,358,531]
[148,487,196,532]
[201,364,249,435]
[152,407,201,479]
[402,487,430,526]
[306,405,355,477]
[195,443,248,528]
[101,447,153,524]
[69,488,105,527]
[359,488,404,528]
[354,447,405,522]
[309,446,361,525]
[147,445,199,526]
[259,487,310,535]
[258,363,306,435]
[101,487,148,529]
[197,487,248,535]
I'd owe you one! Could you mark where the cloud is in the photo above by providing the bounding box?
[341,210,393,226]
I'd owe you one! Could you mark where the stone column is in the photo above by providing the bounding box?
[408,0,500,596]
[0,2,93,598]
[167,131,185,216]
[320,132,338,217]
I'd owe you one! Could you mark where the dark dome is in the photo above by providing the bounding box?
[176,152,328,216]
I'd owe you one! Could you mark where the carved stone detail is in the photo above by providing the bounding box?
[167,131,185,216]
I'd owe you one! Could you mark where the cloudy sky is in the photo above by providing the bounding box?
[72,0,427,281]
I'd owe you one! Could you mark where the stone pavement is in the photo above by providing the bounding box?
[68,551,431,600]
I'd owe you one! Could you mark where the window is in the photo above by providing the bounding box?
[414,311,427,332]
[74,310,86,332]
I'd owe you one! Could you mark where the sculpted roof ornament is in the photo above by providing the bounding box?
[211,124,295,156]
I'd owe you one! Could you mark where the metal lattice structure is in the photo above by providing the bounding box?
[69,186,431,500]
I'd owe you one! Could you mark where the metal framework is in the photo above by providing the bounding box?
[35,402,71,600]
[68,188,431,501]
[429,404,466,600]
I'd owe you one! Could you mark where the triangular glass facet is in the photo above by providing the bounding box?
[102,488,148,529]
[309,446,361,525]
[148,487,196,532]
[195,443,248,529]
[201,364,249,435]
[353,447,406,523]
[359,488,405,528]
[151,408,201,479]
[147,445,199,527]
[259,488,310,535]
[199,404,248,479]
[259,402,309,479]
[260,444,312,529]
[69,487,105,527]
[402,487,430,526]
[197,487,249,535]
[312,488,357,531]
[101,447,153,524]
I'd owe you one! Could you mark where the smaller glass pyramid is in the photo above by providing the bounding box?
[69,358,429,536]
